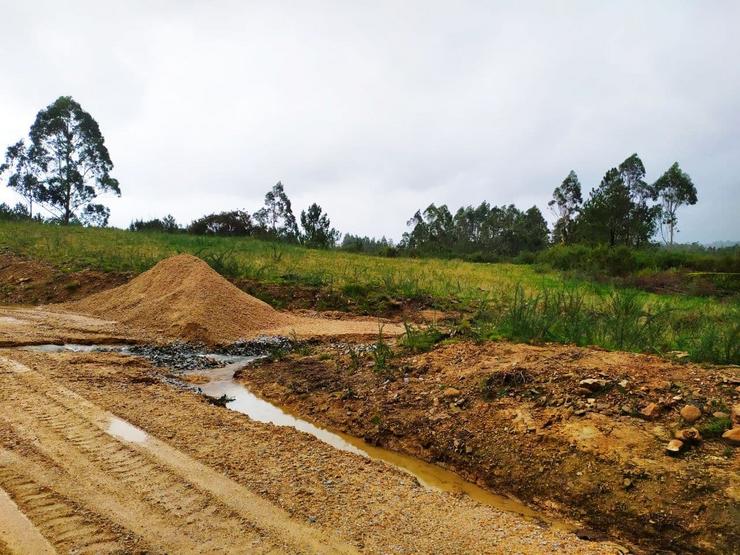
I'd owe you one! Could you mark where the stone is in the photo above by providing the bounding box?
[732,404,740,426]
[674,428,702,443]
[680,405,702,423]
[579,378,609,391]
[665,439,684,454]
[442,387,461,398]
[640,402,660,419]
[713,411,729,419]
[722,427,740,446]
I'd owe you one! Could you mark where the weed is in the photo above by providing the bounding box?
[400,322,445,353]
[371,325,393,372]
[697,417,732,439]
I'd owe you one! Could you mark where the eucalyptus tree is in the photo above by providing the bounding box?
[548,170,583,244]
[254,181,299,240]
[0,96,120,225]
[653,162,697,245]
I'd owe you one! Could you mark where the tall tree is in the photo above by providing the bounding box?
[253,182,299,240]
[618,153,660,246]
[653,162,697,245]
[0,96,120,226]
[300,203,340,248]
[548,170,582,244]
[576,168,632,246]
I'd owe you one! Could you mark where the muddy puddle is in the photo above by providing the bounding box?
[194,357,572,530]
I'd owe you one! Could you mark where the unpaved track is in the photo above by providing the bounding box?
[0,349,618,554]
[0,356,355,554]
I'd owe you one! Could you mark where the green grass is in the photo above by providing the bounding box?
[0,221,737,364]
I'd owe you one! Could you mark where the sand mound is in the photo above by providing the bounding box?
[62,254,295,343]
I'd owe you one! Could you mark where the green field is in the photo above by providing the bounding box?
[1,221,737,364]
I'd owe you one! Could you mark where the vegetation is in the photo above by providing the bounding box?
[0,96,120,225]
[0,220,736,364]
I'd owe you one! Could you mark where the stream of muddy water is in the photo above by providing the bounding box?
[195,357,571,530]
[20,344,570,530]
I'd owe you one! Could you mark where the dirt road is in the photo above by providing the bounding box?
[0,348,619,554]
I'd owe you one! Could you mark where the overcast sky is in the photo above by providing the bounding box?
[1,1,739,243]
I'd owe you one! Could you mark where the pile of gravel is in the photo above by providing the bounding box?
[128,336,294,372]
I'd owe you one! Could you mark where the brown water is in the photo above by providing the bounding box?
[196,358,572,530]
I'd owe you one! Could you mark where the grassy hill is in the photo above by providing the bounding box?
[0,220,737,364]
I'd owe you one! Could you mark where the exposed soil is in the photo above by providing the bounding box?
[0,252,129,305]
[237,341,740,554]
[0,349,619,554]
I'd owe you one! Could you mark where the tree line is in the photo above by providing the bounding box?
[1,96,702,257]
[129,182,341,248]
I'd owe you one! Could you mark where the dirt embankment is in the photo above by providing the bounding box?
[0,252,129,305]
[237,341,740,554]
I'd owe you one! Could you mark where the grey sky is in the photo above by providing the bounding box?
[1,1,739,243]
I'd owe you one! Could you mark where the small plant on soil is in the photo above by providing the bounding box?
[372,325,393,372]
[399,322,445,353]
[698,417,732,438]
[346,345,361,373]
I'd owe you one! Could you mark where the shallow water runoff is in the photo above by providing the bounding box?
[197,357,570,530]
[18,344,567,529]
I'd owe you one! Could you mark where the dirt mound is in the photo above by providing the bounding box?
[62,254,295,343]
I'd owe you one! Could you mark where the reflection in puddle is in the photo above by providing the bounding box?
[196,358,568,529]
[107,416,149,443]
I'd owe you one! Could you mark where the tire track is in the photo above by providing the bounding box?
[0,355,356,554]
[0,463,128,554]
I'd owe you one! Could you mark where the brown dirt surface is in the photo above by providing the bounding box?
[0,251,129,306]
[238,340,740,554]
[0,348,619,554]
[0,306,135,347]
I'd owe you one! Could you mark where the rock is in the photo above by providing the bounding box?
[640,402,660,419]
[618,379,629,389]
[579,378,609,391]
[620,404,632,415]
[666,439,684,454]
[680,405,702,423]
[674,428,702,443]
[732,404,740,426]
[442,387,461,398]
[722,427,740,446]
[713,411,729,419]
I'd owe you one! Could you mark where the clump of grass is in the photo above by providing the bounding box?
[399,322,445,353]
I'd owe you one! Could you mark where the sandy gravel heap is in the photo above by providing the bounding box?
[63,254,295,343]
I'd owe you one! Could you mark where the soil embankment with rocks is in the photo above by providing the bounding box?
[238,340,740,554]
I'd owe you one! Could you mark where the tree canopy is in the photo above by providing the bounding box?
[253,182,299,240]
[300,203,340,248]
[0,96,120,226]
[653,162,698,245]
